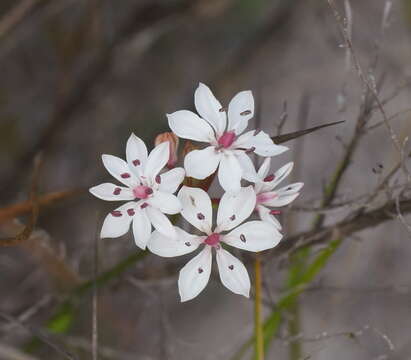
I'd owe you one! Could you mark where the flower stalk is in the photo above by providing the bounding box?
[254,254,264,360]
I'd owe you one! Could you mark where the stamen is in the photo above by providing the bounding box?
[111,210,122,217]
[121,172,131,178]
[245,146,256,154]
[198,268,203,274]
[286,187,292,191]
[185,242,191,247]
[145,188,153,195]
[197,213,205,220]
[229,214,236,221]
[155,175,161,184]
[270,210,281,215]
[228,265,234,270]
[240,234,246,243]
[263,174,275,182]
[113,187,121,195]
[189,196,196,206]
[140,202,149,209]
[127,209,135,216]
[219,107,226,112]
[132,159,140,166]
[240,110,251,116]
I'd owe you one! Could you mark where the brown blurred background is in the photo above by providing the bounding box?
[1,0,411,359]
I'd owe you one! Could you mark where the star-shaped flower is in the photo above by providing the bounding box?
[167,83,288,193]
[89,133,185,249]
[254,158,304,229]
[147,185,282,301]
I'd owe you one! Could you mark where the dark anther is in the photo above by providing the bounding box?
[113,187,121,195]
[127,209,135,216]
[240,234,246,243]
[121,173,131,178]
[228,265,234,270]
[185,242,191,247]
[132,159,141,166]
[197,213,205,220]
[198,268,204,274]
[111,210,122,217]
[240,110,251,116]
[155,175,161,184]
[229,215,236,221]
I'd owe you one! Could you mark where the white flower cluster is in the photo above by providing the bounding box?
[90,83,303,301]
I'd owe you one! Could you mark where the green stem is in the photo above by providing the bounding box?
[254,255,264,360]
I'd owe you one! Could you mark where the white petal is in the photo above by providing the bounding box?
[218,152,242,193]
[144,142,169,181]
[227,90,254,135]
[89,183,134,201]
[223,220,282,252]
[178,246,212,302]
[184,146,221,179]
[100,202,136,238]
[178,186,212,233]
[251,131,289,157]
[271,162,294,189]
[216,186,256,232]
[257,204,282,229]
[132,209,152,249]
[126,133,148,176]
[216,248,250,298]
[236,152,258,182]
[194,83,226,137]
[257,157,271,179]
[102,154,138,187]
[148,191,182,214]
[265,182,303,207]
[145,206,176,238]
[167,110,215,142]
[159,167,185,193]
[232,130,255,149]
[148,227,201,257]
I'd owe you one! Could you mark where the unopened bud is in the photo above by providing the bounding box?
[182,140,198,156]
[155,132,179,168]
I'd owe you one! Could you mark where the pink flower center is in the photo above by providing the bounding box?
[256,192,277,204]
[204,233,220,246]
[217,131,236,148]
[133,185,153,199]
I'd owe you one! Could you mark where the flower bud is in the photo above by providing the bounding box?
[155,132,179,168]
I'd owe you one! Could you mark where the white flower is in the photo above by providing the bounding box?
[254,158,304,229]
[147,185,282,302]
[167,83,288,193]
[89,133,185,250]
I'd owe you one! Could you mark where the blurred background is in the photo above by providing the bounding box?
[1,0,411,359]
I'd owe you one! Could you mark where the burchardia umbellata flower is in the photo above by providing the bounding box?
[147,185,282,301]
[89,133,185,249]
[253,158,304,229]
[167,83,288,193]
